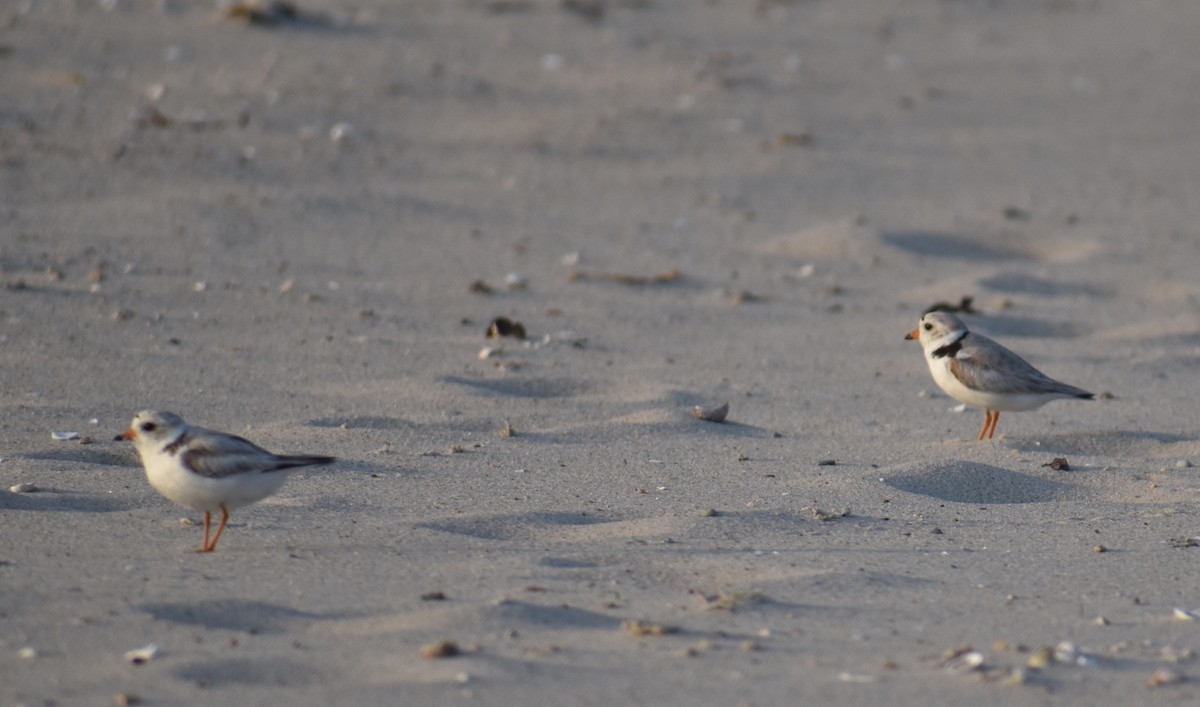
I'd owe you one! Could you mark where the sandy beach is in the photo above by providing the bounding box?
[5,0,1200,704]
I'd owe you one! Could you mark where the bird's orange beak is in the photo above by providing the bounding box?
[905,328,919,341]
[115,428,135,441]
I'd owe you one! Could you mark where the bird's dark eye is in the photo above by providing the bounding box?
[923,323,933,331]
[141,422,157,432]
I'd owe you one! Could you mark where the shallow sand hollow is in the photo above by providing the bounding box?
[4,1,1200,704]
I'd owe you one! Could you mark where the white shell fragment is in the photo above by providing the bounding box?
[1172,607,1198,621]
[51,431,80,441]
[124,643,161,665]
[329,122,354,142]
[9,483,37,493]
[478,346,502,360]
[944,650,984,674]
[1054,641,1097,667]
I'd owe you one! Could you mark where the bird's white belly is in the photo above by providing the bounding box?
[928,358,1052,412]
[143,456,289,512]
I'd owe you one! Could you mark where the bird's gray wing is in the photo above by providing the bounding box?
[179,430,332,479]
[949,337,1091,397]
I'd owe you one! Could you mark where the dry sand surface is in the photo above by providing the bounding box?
[5,0,1200,704]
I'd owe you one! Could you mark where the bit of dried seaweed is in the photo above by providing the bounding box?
[803,507,850,521]
[469,279,493,295]
[699,588,765,612]
[816,459,836,466]
[728,290,764,305]
[487,317,526,339]
[777,131,812,147]
[692,402,728,423]
[1043,457,1070,471]
[622,620,678,637]
[225,1,331,27]
[566,268,682,286]
[1169,537,1200,549]
[420,591,447,601]
[562,0,604,21]
[419,640,460,659]
[923,296,978,315]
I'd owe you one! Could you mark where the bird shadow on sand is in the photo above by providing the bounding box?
[883,461,1069,504]
[1005,429,1196,457]
[881,230,1026,261]
[138,598,363,634]
[172,657,335,688]
[21,447,136,467]
[962,312,1091,339]
[0,490,130,513]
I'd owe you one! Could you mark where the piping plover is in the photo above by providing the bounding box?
[906,311,1093,440]
[116,410,334,552]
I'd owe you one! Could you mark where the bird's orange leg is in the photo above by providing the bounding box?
[201,506,231,553]
[197,511,213,552]
[987,410,1001,439]
[977,410,992,441]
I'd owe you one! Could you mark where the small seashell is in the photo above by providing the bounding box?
[123,643,161,665]
[52,431,80,441]
[9,483,37,493]
[478,346,502,360]
[18,646,37,659]
[1176,459,1193,469]
[193,280,208,292]
[329,122,354,142]
[944,650,984,674]
[1172,607,1198,621]
[503,272,527,290]
[1027,647,1053,669]
[837,672,876,683]
[692,402,729,423]
[949,403,967,413]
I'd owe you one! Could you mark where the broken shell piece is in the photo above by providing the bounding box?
[503,272,527,290]
[478,346,502,360]
[51,431,80,441]
[329,122,354,142]
[486,317,526,339]
[419,640,460,659]
[944,650,985,674]
[692,402,729,423]
[1172,608,1198,621]
[1147,667,1184,688]
[9,483,37,493]
[124,644,161,665]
